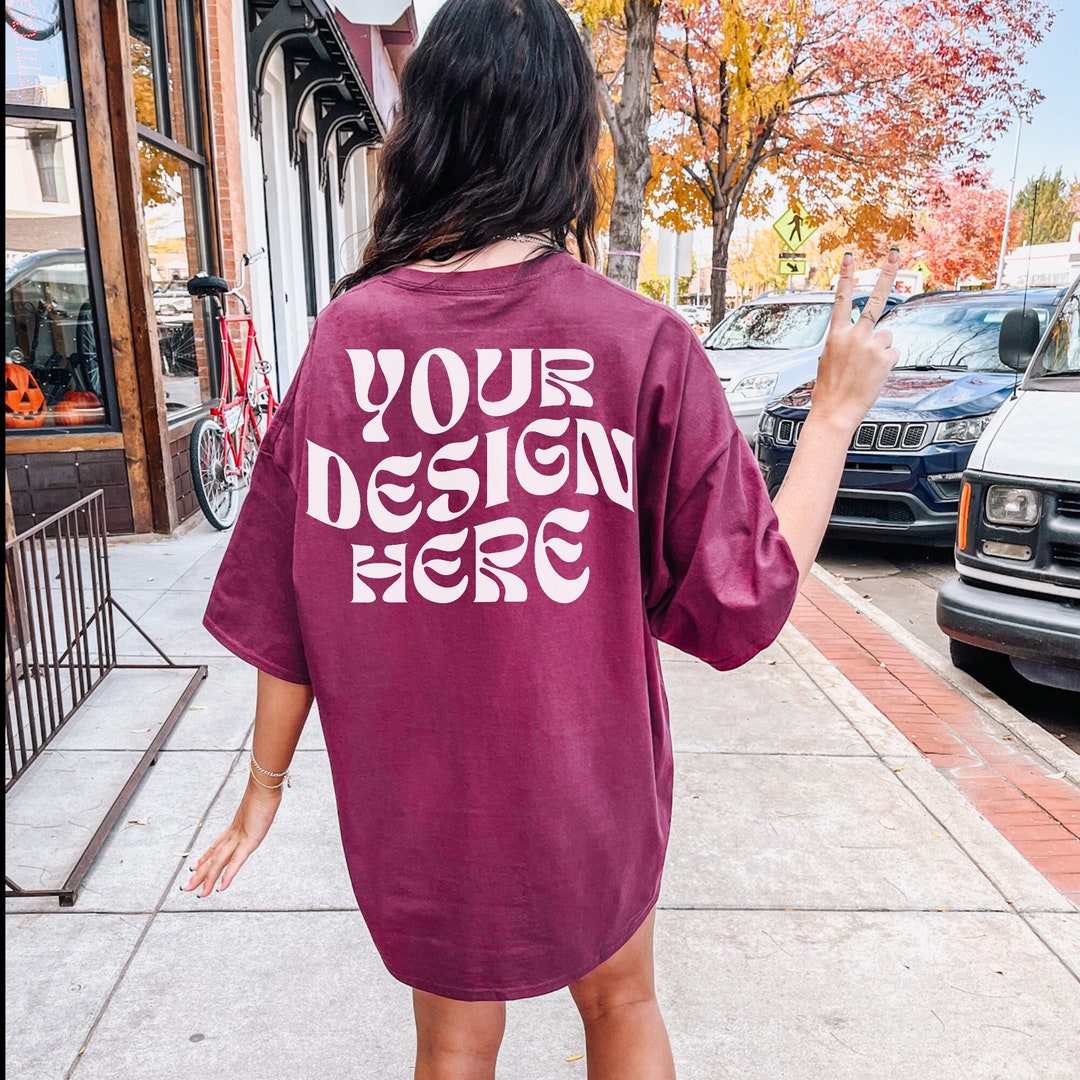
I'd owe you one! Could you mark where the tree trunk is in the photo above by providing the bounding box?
[603,0,661,292]
[710,205,736,325]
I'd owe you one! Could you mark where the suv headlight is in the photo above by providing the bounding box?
[729,372,778,399]
[934,415,993,443]
[759,412,778,437]
[985,485,1041,526]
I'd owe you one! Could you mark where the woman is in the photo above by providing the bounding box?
[186,0,899,1076]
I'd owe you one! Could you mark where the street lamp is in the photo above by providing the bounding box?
[995,111,1023,289]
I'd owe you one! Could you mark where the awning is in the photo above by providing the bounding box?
[246,0,385,200]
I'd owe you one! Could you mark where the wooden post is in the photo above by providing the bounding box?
[75,0,178,534]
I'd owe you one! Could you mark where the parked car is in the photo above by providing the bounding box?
[937,275,1079,691]
[5,248,102,412]
[755,287,1068,543]
[703,289,906,441]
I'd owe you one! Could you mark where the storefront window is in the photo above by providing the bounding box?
[5,11,112,431]
[128,0,217,420]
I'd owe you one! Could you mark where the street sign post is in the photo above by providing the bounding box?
[772,204,817,251]
[778,252,807,276]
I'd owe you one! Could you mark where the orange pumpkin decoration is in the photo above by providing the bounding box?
[5,362,47,429]
[53,390,105,427]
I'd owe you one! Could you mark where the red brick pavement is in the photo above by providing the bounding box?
[790,576,1080,909]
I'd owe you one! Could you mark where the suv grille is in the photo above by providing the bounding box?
[771,418,927,450]
[833,497,915,524]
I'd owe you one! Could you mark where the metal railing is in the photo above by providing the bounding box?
[5,491,207,905]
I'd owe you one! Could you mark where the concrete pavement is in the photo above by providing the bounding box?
[6,517,1080,1079]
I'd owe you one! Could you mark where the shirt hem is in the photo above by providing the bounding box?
[374,877,665,1002]
[202,612,311,686]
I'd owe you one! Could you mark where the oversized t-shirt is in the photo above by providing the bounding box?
[203,252,798,1001]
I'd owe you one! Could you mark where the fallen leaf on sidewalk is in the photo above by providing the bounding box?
[565,1053,584,1062]
[128,817,150,826]
[893,766,903,773]
[131,727,151,733]
[1047,772,1065,779]
[189,705,205,711]
[1002,735,1014,741]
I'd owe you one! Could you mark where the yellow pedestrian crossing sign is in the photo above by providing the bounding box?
[912,260,931,280]
[778,252,807,276]
[772,204,816,251]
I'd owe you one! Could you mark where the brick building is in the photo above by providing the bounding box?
[5,0,415,535]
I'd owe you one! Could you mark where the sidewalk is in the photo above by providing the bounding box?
[6,519,1080,1079]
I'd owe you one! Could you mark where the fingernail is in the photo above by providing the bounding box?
[844,251,853,257]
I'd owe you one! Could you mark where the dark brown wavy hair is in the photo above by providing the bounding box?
[332,0,601,294]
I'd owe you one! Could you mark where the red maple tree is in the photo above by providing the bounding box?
[890,174,1010,291]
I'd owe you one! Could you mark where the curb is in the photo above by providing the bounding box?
[779,622,1075,914]
[809,564,1080,785]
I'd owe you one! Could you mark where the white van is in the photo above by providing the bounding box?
[937,274,1080,691]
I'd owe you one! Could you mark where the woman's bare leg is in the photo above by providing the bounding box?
[568,909,675,1080]
[412,988,506,1080]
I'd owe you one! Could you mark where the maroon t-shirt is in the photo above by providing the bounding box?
[204,252,798,1000]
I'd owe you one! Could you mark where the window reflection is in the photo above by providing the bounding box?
[126,0,191,146]
[705,303,834,351]
[5,120,107,428]
[138,149,213,413]
[5,2,69,109]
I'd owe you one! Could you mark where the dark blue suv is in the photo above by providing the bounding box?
[755,288,1067,543]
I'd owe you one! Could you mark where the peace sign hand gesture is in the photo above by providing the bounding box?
[811,249,902,432]
[770,249,902,588]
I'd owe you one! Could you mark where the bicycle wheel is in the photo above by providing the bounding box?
[190,416,239,529]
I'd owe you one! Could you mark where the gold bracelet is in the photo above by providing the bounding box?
[247,768,285,794]
[250,752,291,787]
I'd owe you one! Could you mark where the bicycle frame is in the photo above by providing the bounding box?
[209,292,277,477]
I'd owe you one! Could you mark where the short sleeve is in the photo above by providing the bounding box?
[202,445,310,684]
[639,330,799,670]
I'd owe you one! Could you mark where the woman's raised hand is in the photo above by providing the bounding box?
[810,249,902,432]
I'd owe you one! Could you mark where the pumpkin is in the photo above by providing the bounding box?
[53,390,105,427]
[5,362,47,429]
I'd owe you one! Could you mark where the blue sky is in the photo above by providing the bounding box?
[981,2,1079,190]
[411,0,1078,194]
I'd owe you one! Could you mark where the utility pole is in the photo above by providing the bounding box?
[668,232,681,307]
[995,114,1022,288]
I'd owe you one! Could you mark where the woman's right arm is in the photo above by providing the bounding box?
[772,250,901,586]
[182,670,313,897]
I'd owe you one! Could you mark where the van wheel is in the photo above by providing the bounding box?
[948,638,1000,683]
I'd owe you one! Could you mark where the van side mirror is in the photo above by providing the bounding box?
[998,308,1041,371]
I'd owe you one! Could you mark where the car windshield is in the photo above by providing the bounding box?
[703,302,833,350]
[887,299,1051,373]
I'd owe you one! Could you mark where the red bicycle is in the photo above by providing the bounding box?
[186,250,278,529]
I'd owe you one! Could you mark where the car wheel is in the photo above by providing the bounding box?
[948,638,1000,683]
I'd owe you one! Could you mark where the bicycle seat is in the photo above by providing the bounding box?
[187,273,229,296]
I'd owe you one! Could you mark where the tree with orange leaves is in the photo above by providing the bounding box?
[649,0,1051,322]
